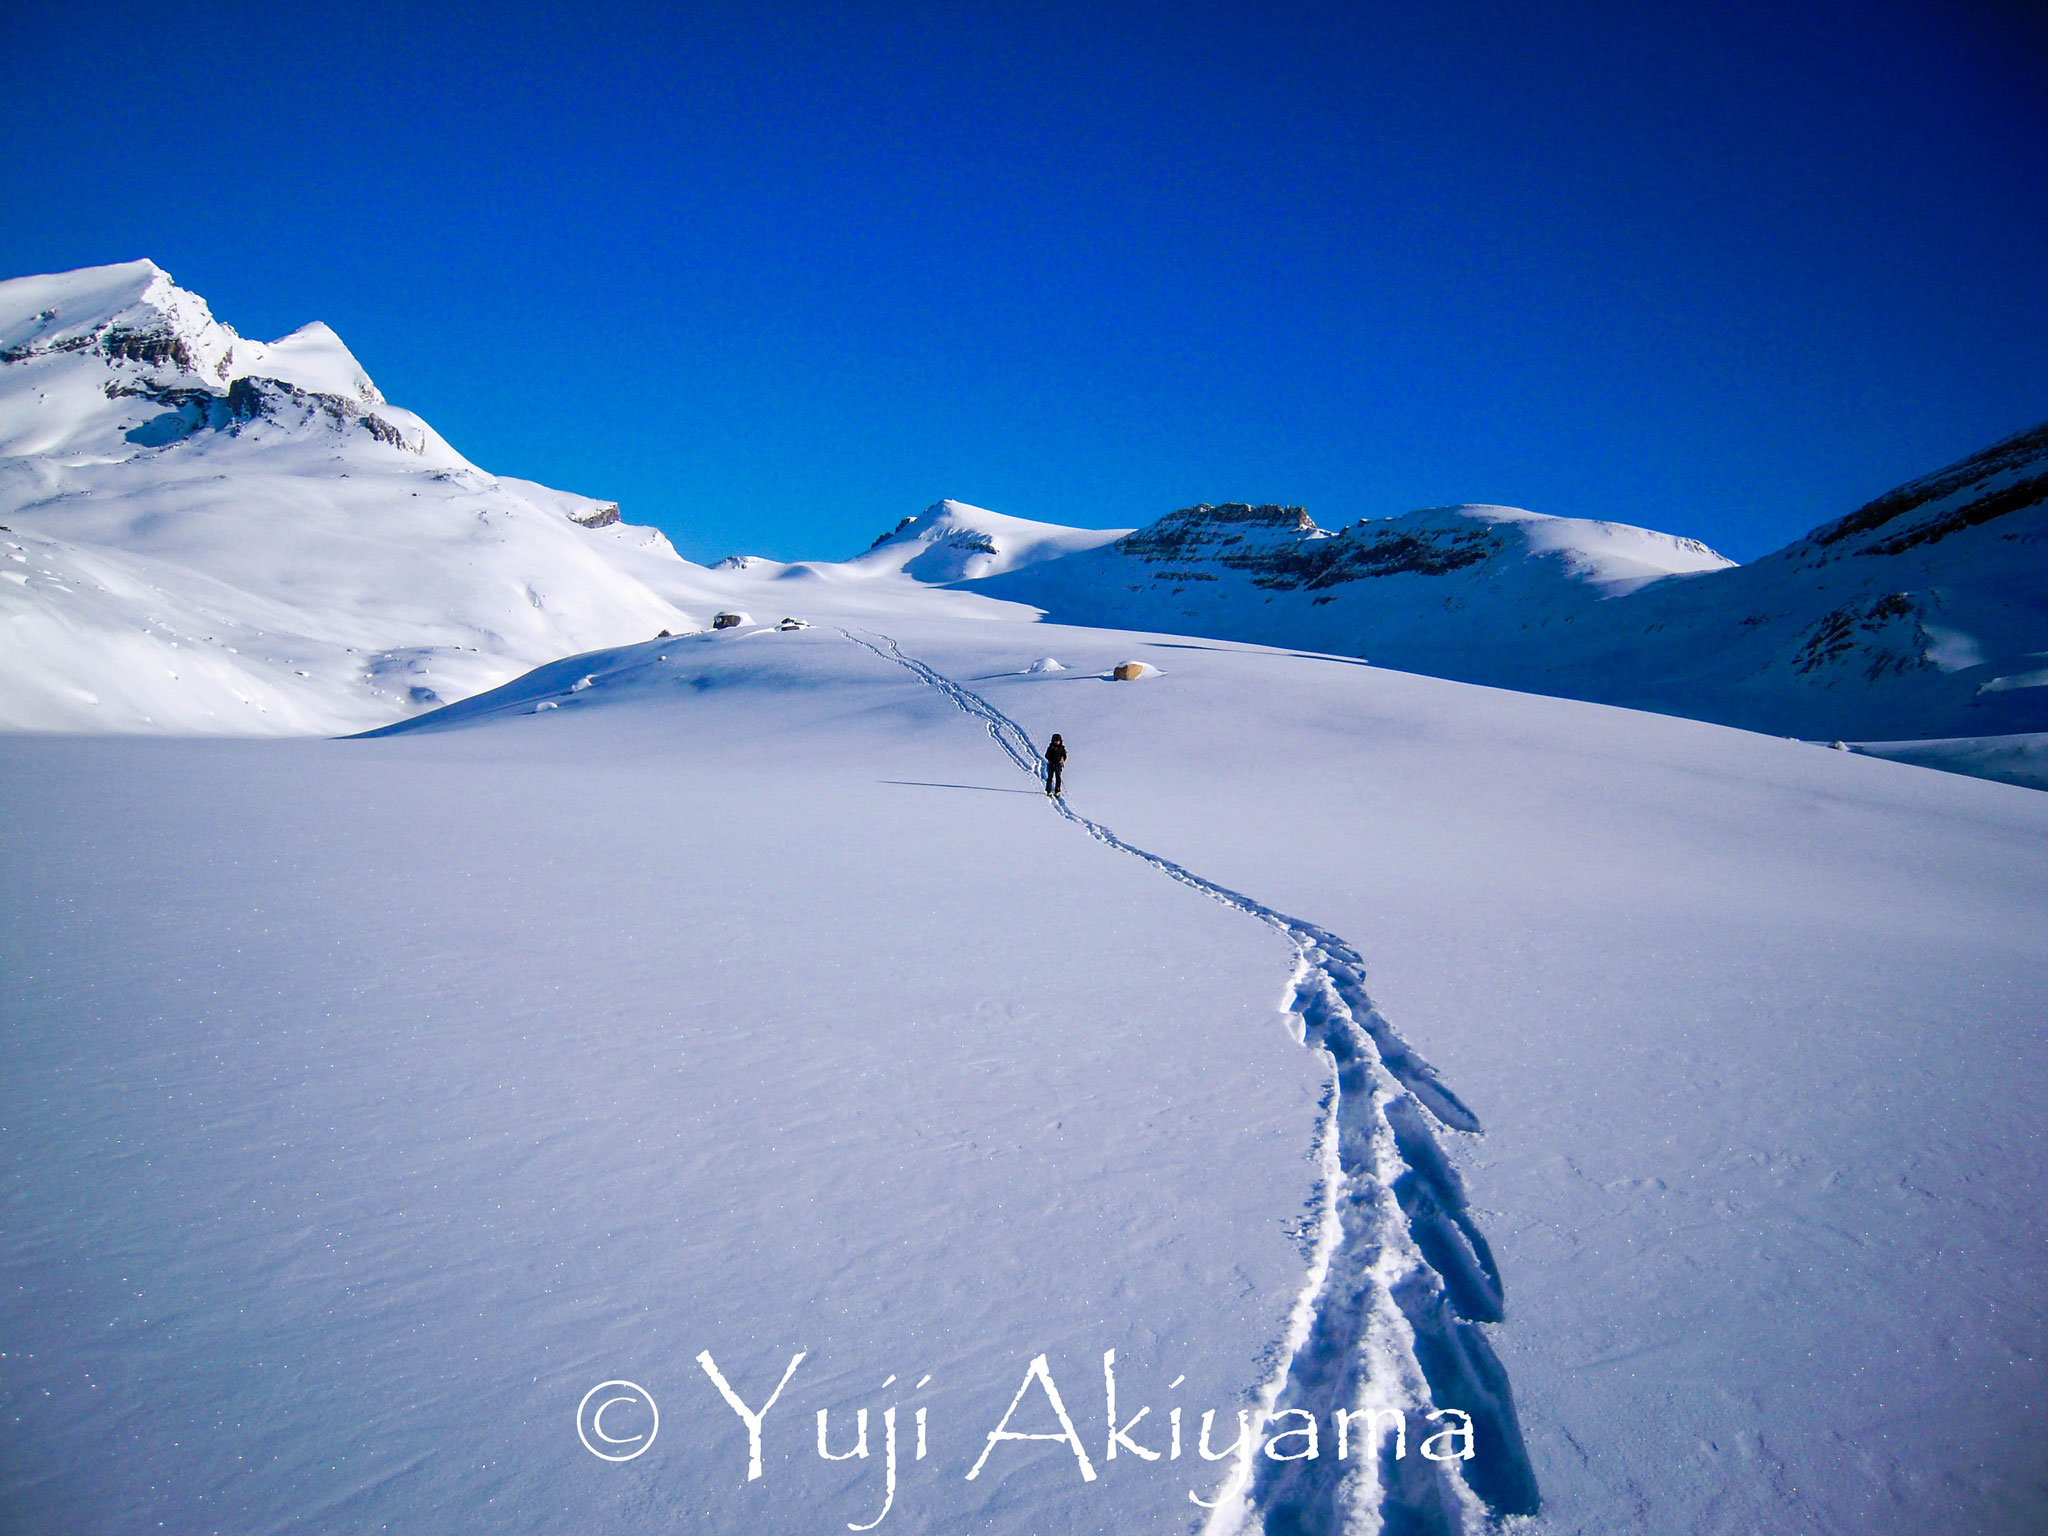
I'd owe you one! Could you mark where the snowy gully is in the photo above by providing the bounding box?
[578,1351,1477,1530]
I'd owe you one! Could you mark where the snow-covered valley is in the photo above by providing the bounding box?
[3,260,2045,1535]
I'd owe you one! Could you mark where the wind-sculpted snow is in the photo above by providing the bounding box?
[841,628,1537,1533]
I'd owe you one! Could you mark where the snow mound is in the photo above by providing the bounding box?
[1025,656,1066,673]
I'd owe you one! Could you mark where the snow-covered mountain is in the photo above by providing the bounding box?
[849,498,1129,580]
[970,498,1735,674]
[706,498,1127,587]
[0,260,713,733]
[959,426,2048,745]
[1611,419,2048,740]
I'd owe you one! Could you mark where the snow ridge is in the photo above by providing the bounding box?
[839,630,1537,1533]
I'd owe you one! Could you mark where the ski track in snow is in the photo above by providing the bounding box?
[842,629,1539,1536]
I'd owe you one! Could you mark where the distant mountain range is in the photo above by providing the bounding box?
[3,260,2042,776]
[880,423,2048,745]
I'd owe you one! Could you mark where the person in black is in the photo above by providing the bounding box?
[1044,733,1067,797]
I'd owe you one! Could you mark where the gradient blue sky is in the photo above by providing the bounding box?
[6,0,2045,563]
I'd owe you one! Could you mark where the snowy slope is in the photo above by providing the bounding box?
[947,623,2048,1535]
[0,261,715,733]
[1850,730,2048,790]
[5,617,2042,1535]
[1,629,1329,1536]
[1614,418,2048,739]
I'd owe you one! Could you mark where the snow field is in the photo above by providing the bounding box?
[1,629,1335,1535]
[5,616,2043,1533]
[929,621,2048,1534]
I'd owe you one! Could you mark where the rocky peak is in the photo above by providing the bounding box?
[2,261,388,413]
[0,260,241,381]
[868,514,919,549]
[1116,503,1323,562]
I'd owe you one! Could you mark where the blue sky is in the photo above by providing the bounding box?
[6,0,2044,563]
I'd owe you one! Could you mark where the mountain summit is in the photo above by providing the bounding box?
[848,499,1127,581]
[0,260,400,454]
[0,261,701,732]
